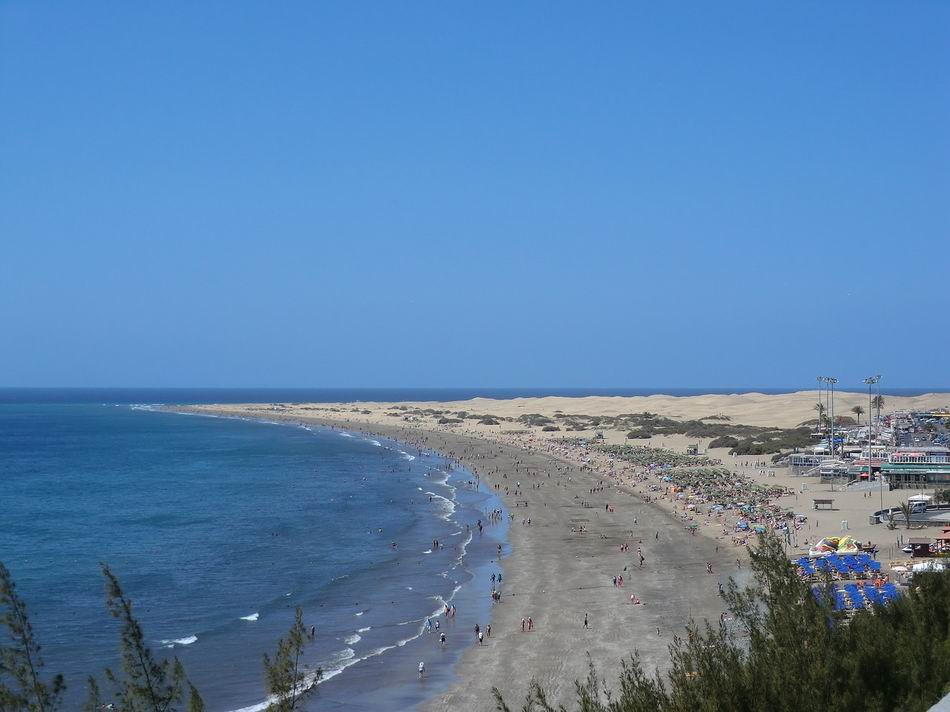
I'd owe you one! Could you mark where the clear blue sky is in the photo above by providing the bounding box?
[1,2,947,389]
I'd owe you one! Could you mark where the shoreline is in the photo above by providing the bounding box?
[173,405,733,711]
[164,407,512,711]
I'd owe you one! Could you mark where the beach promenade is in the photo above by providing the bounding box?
[179,403,739,710]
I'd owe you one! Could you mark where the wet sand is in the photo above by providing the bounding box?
[176,406,732,711]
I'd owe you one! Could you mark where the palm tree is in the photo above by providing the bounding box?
[872,394,885,412]
[851,405,865,424]
[814,402,825,432]
[899,501,913,530]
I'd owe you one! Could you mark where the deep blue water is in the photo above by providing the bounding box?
[1,386,944,404]
[0,404,507,711]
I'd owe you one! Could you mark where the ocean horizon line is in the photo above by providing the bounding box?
[1,385,949,405]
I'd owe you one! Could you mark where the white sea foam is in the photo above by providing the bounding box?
[228,648,355,712]
[355,610,365,616]
[339,431,354,438]
[233,573,473,712]
[423,549,432,554]
[344,633,361,645]
[240,613,259,622]
[398,450,416,461]
[370,439,382,447]
[424,491,456,521]
[160,635,197,648]
[358,626,371,633]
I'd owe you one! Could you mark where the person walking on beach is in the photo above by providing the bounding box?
[478,630,484,645]
[440,632,446,646]
[418,661,425,679]
[486,623,491,637]
[584,613,589,629]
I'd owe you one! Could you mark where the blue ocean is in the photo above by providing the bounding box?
[0,399,508,711]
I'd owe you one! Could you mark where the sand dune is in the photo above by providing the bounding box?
[328,391,950,429]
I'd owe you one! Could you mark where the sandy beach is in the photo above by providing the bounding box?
[181,390,950,710]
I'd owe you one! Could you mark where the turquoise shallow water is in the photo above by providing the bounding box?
[0,402,507,711]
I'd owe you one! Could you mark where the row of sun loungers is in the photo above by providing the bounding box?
[796,553,882,580]
[814,582,901,611]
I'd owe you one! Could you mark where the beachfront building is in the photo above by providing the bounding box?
[818,458,850,483]
[788,451,833,475]
[882,446,950,489]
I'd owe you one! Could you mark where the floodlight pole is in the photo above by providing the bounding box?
[828,377,838,458]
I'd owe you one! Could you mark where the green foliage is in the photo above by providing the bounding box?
[187,684,205,712]
[728,428,814,456]
[0,562,65,712]
[899,502,913,530]
[626,430,653,439]
[708,436,739,449]
[494,535,950,712]
[89,564,198,712]
[263,608,319,712]
[519,414,553,427]
[872,394,885,412]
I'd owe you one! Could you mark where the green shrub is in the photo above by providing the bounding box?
[626,429,653,439]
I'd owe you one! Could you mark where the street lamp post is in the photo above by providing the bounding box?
[830,377,838,458]
[816,376,823,434]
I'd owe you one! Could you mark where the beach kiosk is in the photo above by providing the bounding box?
[908,538,934,558]
[813,498,835,511]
